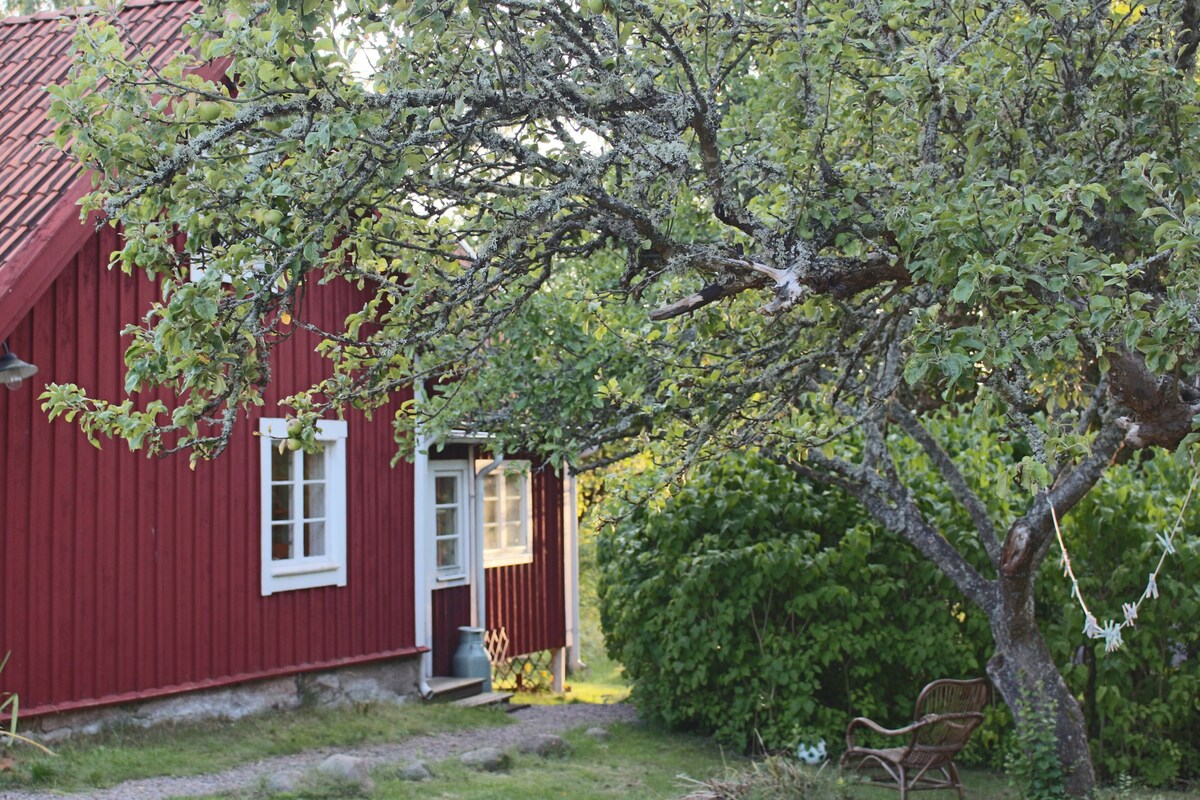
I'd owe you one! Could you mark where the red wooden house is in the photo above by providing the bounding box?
[0,0,580,732]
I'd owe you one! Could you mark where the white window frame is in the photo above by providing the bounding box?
[259,418,348,595]
[190,251,268,285]
[185,210,269,285]
[430,464,471,585]
[480,460,533,568]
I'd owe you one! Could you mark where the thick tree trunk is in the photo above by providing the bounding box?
[807,411,1126,798]
[987,574,1096,797]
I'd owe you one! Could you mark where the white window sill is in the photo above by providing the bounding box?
[435,572,469,584]
[484,551,533,568]
[271,560,341,577]
[262,560,347,595]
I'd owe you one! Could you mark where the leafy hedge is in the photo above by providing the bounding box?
[597,451,992,753]
[1039,455,1200,786]
[598,447,1200,785]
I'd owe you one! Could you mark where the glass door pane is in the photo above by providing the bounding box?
[433,469,466,576]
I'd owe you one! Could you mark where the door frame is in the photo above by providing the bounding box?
[415,439,503,680]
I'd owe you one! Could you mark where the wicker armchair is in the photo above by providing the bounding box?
[839,678,990,799]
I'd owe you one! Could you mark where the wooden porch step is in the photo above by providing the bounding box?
[426,676,484,702]
[451,690,513,709]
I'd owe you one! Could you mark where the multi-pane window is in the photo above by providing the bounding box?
[482,462,531,566]
[432,466,468,580]
[259,419,347,595]
[270,446,329,560]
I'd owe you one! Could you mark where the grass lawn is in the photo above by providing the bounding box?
[166,727,1200,800]
[840,769,1018,799]
[172,721,739,800]
[672,758,1198,800]
[842,767,1197,800]
[4,701,1198,800]
[0,701,510,793]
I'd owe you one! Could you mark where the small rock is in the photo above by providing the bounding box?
[318,753,375,791]
[397,761,434,781]
[265,769,305,793]
[460,747,511,772]
[518,733,573,758]
[584,726,610,741]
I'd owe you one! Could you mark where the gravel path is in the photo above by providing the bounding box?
[0,702,639,800]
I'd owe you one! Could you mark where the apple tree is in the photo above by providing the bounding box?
[45,0,1200,792]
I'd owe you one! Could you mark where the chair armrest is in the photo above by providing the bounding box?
[846,712,983,750]
[846,716,908,750]
[910,711,985,731]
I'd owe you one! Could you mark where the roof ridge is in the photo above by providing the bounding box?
[0,0,193,28]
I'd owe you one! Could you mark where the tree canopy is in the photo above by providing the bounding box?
[46,0,1200,793]
[0,0,74,16]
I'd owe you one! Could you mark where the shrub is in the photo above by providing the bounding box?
[597,451,991,754]
[598,441,1200,784]
[1005,684,1065,800]
[1039,454,1200,786]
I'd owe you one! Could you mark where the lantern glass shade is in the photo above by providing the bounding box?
[0,351,38,390]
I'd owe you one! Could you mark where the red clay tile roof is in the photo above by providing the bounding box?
[0,0,203,272]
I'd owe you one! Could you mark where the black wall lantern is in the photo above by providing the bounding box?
[0,341,38,390]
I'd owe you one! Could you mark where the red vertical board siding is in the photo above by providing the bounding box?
[431,585,472,677]
[73,237,98,701]
[28,275,53,700]
[2,314,33,705]
[52,262,75,703]
[485,469,567,657]
[95,226,121,701]
[0,228,418,716]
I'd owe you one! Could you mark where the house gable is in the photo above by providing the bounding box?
[0,0,205,340]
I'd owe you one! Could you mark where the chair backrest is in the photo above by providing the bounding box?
[903,678,990,767]
[914,677,990,719]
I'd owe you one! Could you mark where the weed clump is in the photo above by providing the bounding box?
[679,757,845,800]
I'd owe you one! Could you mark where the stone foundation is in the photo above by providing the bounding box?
[26,655,422,742]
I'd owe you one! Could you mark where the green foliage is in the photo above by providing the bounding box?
[44,0,1200,478]
[1005,686,1066,800]
[0,0,75,16]
[47,1,1200,788]
[598,443,1200,784]
[1038,454,1200,786]
[597,452,990,753]
[959,701,1015,771]
[0,653,54,756]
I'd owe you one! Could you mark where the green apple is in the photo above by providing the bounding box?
[263,209,285,226]
[290,60,314,84]
[196,101,223,122]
